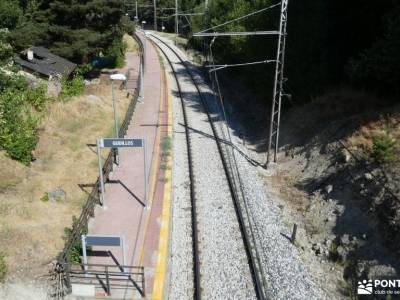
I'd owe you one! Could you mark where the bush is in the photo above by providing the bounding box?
[63,216,90,264]
[119,15,136,35]
[60,75,84,101]
[106,37,127,68]
[25,83,48,111]
[0,252,7,283]
[0,87,42,165]
[372,130,397,164]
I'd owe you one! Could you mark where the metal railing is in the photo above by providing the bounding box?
[64,263,145,297]
[55,32,145,296]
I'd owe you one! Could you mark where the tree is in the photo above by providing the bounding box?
[0,0,22,30]
[11,0,124,64]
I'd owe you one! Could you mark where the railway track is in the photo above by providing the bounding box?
[149,33,266,300]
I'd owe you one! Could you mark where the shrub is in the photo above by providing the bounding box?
[25,83,48,111]
[40,192,49,202]
[0,88,41,165]
[60,75,84,101]
[372,130,397,164]
[63,216,89,264]
[106,37,127,68]
[119,15,136,35]
[0,252,7,283]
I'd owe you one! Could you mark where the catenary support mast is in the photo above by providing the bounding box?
[266,0,289,165]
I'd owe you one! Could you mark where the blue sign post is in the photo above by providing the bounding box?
[81,235,127,272]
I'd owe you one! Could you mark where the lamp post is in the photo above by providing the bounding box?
[110,73,127,164]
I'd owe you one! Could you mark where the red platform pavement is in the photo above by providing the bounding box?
[87,31,169,299]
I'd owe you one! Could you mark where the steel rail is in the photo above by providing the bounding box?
[148,37,202,300]
[149,34,264,300]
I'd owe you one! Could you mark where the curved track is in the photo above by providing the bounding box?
[149,33,265,300]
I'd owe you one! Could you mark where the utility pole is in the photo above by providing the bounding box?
[266,0,289,166]
[175,0,178,38]
[135,0,138,20]
[153,0,157,31]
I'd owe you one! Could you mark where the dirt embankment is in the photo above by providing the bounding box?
[264,89,400,298]
[218,74,400,298]
[0,77,130,283]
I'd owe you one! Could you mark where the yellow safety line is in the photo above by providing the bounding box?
[152,68,173,300]
[135,57,165,268]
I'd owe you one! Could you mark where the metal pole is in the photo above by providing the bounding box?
[175,0,178,44]
[97,139,106,207]
[266,0,289,166]
[135,0,138,20]
[122,236,127,273]
[143,140,148,207]
[105,266,110,296]
[140,58,144,100]
[81,235,87,272]
[111,80,120,164]
[153,0,157,30]
[112,80,119,138]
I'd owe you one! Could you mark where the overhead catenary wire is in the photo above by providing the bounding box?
[196,2,281,34]
[206,59,277,72]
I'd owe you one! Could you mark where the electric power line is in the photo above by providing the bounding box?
[196,2,281,34]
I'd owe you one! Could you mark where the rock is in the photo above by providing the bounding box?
[337,245,347,260]
[340,149,352,163]
[312,243,323,256]
[48,188,66,202]
[87,94,102,103]
[368,265,397,278]
[340,234,350,245]
[325,184,334,194]
[364,173,373,180]
[91,78,100,85]
[325,239,333,248]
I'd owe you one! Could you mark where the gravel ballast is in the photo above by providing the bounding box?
[152,33,328,300]
[150,35,256,300]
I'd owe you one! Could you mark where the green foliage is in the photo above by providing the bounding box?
[60,75,84,101]
[162,136,172,156]
[348,6,400,96]
[0,87,43,165]
[40,192,49,202]
[0,0,22,30]
[0,252,7,283]
[0,29,13,65]
[63,216,89,264]
[25,82,48,110]
[74,64,92,77]
[372,130,398,164]
[8,0,124,63]
[188,0,400,101]
[106,38,127,68]
[328,240,341,263]
[119,15,136,35]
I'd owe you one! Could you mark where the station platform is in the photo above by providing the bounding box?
[77,31,171,299]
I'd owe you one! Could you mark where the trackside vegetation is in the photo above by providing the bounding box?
[0,0,136,165]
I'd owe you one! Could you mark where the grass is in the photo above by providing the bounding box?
[0,76,130,278]
[0,252,7,283]
[123,33,139,53]
[40,193,49,203]
[160,136,172,170]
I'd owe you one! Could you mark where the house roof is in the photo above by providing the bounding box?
[14,46,77,77]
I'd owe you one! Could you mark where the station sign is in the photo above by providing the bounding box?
[100,138,144,148]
